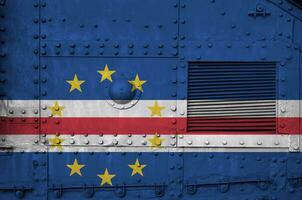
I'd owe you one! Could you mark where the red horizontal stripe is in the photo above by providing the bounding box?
[0,117,300,135]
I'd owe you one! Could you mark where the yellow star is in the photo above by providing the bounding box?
[97,64,116,82]
[48,101,64,117]
[148,133,165,148]
[147,101,165,117]
[66,159,85,176]
[128,159,147,176]
[49,135,64,151]
[128,74,147,92]
[66,74,85,92]
[97,168,116,186]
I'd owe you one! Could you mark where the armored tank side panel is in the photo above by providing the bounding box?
[0,1,302,199]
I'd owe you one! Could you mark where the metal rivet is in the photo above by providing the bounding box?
[204,140,210,145]
[170,105,177,111]
[112,139,118,145]
[226,43,232,48]
[239,141,245,145]
[222,141,227,145]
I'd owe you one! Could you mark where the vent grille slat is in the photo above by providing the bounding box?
[187,62,277,133]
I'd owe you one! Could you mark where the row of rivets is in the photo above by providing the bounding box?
[7,109,39,115]
[43,135,176,146]
[181,137,281,146]
[0,1,6,98]
[40,43,179,57]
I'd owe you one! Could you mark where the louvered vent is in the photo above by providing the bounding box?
[187,62,277,134]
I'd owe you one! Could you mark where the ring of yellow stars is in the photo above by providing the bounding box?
[128,159,147,176]
[147,101,165,117]
[97,64,116,82]
[66,74,85,92]
[148,134,165,148]
[97,168,116,186]
[66,158,85,176]
[128,74,147,92]
[48,101,64,117]
[49,135,64,151]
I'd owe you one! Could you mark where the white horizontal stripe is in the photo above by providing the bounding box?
[1,100,301,117]
[41,100,179,117]
[0,135,296,152]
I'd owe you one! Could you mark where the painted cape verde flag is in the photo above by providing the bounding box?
[1,60,301,136]
[1,1,302,199]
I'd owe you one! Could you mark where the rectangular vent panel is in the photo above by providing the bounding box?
[187,62,277,134]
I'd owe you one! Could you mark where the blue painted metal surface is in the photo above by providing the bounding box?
[0,0,302,199]
[0,0,301,100]
[1,153,302,199]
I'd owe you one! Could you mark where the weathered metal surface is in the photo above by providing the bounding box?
[0,0,302,199]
